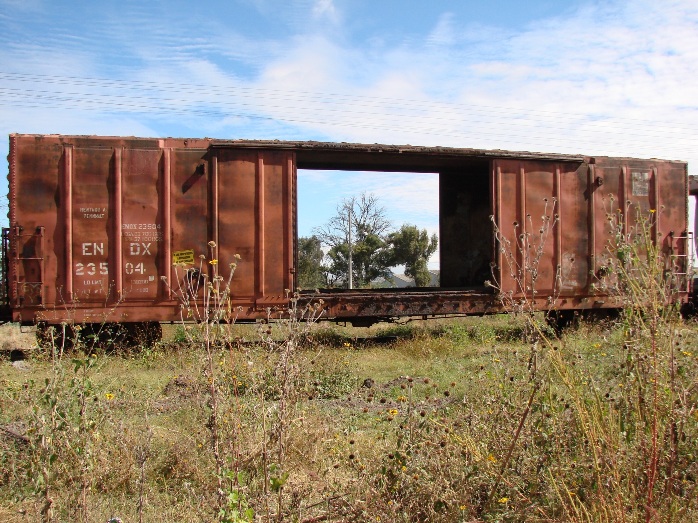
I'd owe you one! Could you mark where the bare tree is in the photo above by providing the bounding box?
[313,193,393,288]
[313,193,392,249]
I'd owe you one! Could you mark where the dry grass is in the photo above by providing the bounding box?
[1,314,697,522]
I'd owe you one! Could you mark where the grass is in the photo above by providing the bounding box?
[1,313,697,523]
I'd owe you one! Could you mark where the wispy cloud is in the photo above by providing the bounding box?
[426,12,457,47]
[312,0,340,25]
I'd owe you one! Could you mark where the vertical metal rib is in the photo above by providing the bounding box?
[113,148,123,300]
[163,148,172,299]
[211,155,219,250]
[495,164,503,288]
[588,164,596,284]
[63,145,73,302]
[554,166,562,287]
[621,166,629,236]
[518,165,526,290]
[652,166,659,244]
[39,226,46,305]
[285,154,294,292]
[257,154,265,298]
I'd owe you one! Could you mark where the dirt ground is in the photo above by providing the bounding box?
[0,323,36,355]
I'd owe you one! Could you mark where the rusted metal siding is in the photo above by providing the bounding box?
[8,135,296,323]
[213,148,295,308]
[492,157,688,308]
[5,134,688,326]
[589,158,688,294]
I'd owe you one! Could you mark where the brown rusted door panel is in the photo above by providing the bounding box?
[556,165,590,294]
[494,160,588,297]
[214,148,295,306]
[591,159,687,283]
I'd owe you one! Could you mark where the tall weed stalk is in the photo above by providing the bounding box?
[162,241,241,518]
[491,199,697,522]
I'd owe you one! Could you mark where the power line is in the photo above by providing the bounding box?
[1,71,696,133]
[1,85,695,147]
[0,71,696,158]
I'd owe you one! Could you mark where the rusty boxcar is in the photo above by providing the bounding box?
[1,134,692,341]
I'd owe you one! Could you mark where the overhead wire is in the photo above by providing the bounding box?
[0,71,696,157]
[0,84,695,147]
[1,71,696,133]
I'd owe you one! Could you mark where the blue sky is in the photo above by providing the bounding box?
[1,0,697,268]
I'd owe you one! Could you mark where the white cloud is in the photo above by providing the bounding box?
[312,0,340,24]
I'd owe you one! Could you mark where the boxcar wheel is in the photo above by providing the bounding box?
[36,322,162,351]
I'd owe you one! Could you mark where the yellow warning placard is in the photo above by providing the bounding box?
[173,249,195,265]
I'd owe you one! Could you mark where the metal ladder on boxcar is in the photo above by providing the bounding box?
[670,231,695,309]
[2,226,46,319]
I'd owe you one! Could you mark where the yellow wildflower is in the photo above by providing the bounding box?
[105,393,114,401]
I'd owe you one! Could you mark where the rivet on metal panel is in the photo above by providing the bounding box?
[595,176,604,187]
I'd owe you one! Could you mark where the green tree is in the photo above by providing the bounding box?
[297,235,326,289]
[386,224,438,287]
[314,193,393,288]
[324,232,393,288]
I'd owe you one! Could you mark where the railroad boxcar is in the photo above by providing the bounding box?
[1,134,692,340]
